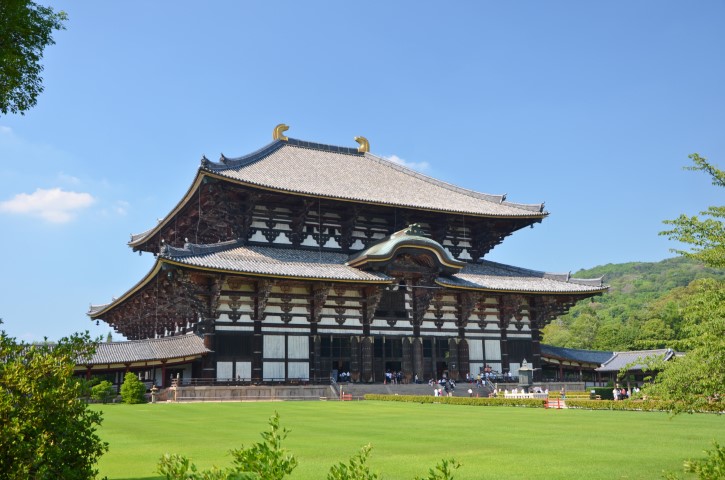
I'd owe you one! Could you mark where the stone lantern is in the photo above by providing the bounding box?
[518,359,533,393]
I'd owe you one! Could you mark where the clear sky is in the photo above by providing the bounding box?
[1,1,723,342]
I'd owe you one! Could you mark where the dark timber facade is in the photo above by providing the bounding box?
[89,127,607,387]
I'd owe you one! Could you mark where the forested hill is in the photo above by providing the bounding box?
[541,257,725,351]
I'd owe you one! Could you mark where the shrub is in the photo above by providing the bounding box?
[363,394,546,408]
[0,330,108,479]
[91,380,115,404]
[664,442,725,480]
[158,414,460,480]
[120,372,146,404]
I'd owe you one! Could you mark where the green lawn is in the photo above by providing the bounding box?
[93,401,725,480]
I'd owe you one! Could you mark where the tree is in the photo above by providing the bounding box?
[120,372,147,404]
[661,154,725,268]
[645,278,725,413]
[0,0,67,115]
[0,325,108,479]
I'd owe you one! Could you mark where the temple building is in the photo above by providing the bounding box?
[87,125,607,387]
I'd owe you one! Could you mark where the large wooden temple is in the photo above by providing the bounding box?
[88,125,606,387]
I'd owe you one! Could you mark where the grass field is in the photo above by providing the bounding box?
[93,401,725,480]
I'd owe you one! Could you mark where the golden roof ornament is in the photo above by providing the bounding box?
[273,124,289,141]
[354,136,369,153]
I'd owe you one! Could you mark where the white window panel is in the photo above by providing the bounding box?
[288,362,309,380]
[484,340,501,361]
[264,335,285,358]
[263,362,285,380]
[288,336,309,359]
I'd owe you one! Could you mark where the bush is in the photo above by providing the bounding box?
[91,380,115,404]
[0,329,108,479]
[363,394,546,408]
[120,372,146,404]
[158,414,460,480]
[591,387,614,400]
[566,399,723,413]
[664,442,725,480]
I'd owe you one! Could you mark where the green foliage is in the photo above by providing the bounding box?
[363,394,546,408]
[565,399,722,413]
[542,257,725,351]
[414,459,461,480]
[229,412,298,480]
[326,444,379,480]
[91,380,115,404]
[0,0,67,115]
[590,387,614,400]
[120,372,147,404]
[157,453,247,480]
[0,327,108,479]
[645,279,725,414]
[663,442,725,480]
[158,413,460,480]
[661,154,725,269]
[158,413,297,480]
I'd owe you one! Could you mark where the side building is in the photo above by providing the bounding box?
[87,126,607,387]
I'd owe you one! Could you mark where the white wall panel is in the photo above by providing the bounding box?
[468,339,484,361]
[217,361,233,380]
[484,340,501,361]
[235,362,251,380]
[263,362,285,380]
[288,336,309,359]
[264,335,285,358]
[288,362,309,380]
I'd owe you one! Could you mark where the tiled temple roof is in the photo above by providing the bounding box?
[129,137,547,248]
[596,349,679,372]
[162,241,392,282]
[541,344,613,365]
[436,260,607,294]
[201,138,546,217]
[78,334,209,366]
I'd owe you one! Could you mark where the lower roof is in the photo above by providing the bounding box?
[596,349,679,372]
[541,344,613,366]
[76,334,209,367]
[91,239,606,319]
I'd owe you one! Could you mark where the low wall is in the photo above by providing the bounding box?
[168,385,332,402]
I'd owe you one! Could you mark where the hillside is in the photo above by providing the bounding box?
[541,257,725,351]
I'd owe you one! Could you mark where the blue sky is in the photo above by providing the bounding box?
[1,1,723,342]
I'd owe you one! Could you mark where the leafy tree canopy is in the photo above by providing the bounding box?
[541,257,725,351]
[0,324,108,479]
[661,153,725,268]
[0,0,67,115]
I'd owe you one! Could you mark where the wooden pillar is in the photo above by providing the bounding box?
[458,338,469,381]
[252,280,273,384]
[412,337,423,380]
[201,319,216,380]
[350,336,360,382]
[402,337,413,379]
[531,324,543,382]
[161,362,167,388]
[85,366,92,380]
[448,338,459,380]
[252,318,263,383]
[500,328,509,374]
[361,337,374,383]
[310,334,321,383]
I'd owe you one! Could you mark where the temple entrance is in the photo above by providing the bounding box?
[374,337,403,382]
